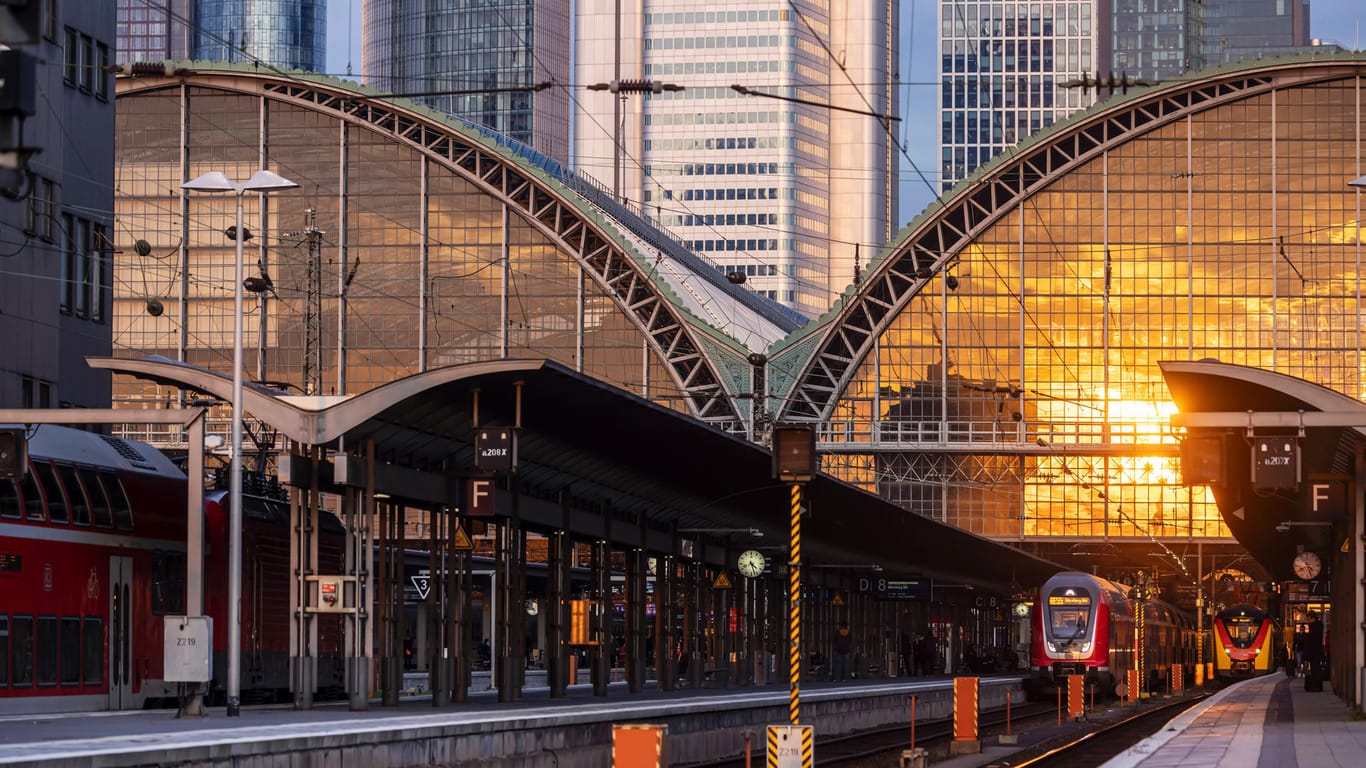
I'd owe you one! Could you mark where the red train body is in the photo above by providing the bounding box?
[1027,571,1197,698]
[0,425,342,713]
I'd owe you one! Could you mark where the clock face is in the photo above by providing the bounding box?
[1293,551,1322,580]
[737,549,766,578]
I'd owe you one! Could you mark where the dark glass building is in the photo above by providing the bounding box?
[362,0,569,164]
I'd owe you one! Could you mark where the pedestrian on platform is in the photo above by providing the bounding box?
[832,622,854,681]
[899,631,914,677]
[919,632,938,676]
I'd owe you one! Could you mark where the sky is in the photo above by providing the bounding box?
[324,0,1363,229]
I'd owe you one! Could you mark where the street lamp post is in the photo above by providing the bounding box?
[181,169,298,716]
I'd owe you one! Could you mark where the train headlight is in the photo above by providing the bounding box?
[1080,642,1091,653]
[1046,641,1058,652]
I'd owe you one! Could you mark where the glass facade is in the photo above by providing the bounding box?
[813,57,1366,549]
[113,76,704,442]
[195,0,324,71]
[362,0,570,165]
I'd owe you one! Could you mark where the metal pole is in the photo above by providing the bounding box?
[789,483,802,724]
[227,190,245,717]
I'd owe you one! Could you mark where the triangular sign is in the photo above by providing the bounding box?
[410,575,430,601]
[453,524,474,552]
[831,593,845,606]
[1343,538,1351,554]
[713,571,733,589]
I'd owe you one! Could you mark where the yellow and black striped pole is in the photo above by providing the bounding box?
[789,482,802,725]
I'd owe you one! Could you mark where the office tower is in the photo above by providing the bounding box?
[362,0,570,164]
[115,0,195,63]
[0,2,115,409]
[938,1,1105,193]
[1201,0,1312,66]
[116,0,324,70]
[198,0,325,70]
[941,1,1319,195]
[573,1,898,317]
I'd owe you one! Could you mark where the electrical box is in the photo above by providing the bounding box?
[163,616,212,683]
[1179,433,1225,486]
[312,574,354,613]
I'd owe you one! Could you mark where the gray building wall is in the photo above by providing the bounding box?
[0,1,115,409]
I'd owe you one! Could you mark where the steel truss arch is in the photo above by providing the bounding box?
[118,70,740,422]
[777,58,1364,422]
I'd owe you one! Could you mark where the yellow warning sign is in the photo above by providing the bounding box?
[1343,538,1351,554]
[453,524,474,552]
[713,572,733,589]
[831,594,844,607]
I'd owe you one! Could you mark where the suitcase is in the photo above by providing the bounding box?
[1305,667,1324,692]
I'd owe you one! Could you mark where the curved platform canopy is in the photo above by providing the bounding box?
[89,355,1062,588]
[116,62,802,427]
[768,51,1366,422]
[1161,360,1366,581]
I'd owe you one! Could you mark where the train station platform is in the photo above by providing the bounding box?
[1102,674,1366,768]
[0,674,1023,768]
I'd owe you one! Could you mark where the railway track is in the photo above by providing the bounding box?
[986,693,1209,768]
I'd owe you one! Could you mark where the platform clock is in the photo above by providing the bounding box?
[737,549,766,578]
[1292,550,1322,580]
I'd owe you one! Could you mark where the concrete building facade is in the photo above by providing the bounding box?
[0,1,115,409]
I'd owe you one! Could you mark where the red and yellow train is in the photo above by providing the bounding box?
[1212,603,1276,680]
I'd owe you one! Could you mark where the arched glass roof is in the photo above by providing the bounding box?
[113,63,796,428]
[769,52,1366,544]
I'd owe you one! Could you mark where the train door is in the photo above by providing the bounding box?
[108,556,133,710]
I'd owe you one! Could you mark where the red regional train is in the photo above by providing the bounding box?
[0,425,343,714]
[1027,571,1197,699]
[1212,603,1276,680]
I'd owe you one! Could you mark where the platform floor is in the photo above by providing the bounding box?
[0,674,1004,765]
[1102,674,1366,768]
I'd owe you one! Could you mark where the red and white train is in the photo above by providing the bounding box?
[0,425,343,713]
[1027,571,1197,698]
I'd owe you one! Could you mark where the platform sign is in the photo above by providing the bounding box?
[1252,437,1298,490]
[1303,475,1348,521]
[858,576,931,601]
[766,724,813,768]
[466,477,496,516]
[611,724,666,768]
[475,428,516,471]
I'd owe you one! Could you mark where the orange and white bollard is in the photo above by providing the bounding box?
[951,677,981,755]
[1067,674,1085,720]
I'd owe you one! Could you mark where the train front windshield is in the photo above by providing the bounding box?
[1047,592,1092,639]
[1222,614,1261,648]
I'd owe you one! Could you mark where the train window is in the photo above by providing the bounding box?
[60,466,91,526]
[35,462,69,524]
[10,615,32,687]
[36,615,57,686]
[19,470,43,521]
[0,615,7,686]
[60,617,79,685]
[90,471,116,528]
[0,478,18,519]
[167,552,185,615]
[151,551,167,616]
[81,617,102,685]
[75,468,104,526]
[103,473,134,530]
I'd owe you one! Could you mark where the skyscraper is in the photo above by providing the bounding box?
[938,1,1104,193]
[940,1,1317,194]
[573,1,898,317]
[116,0,325,71]
[115,0,195,63]
[362,0,570,164]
